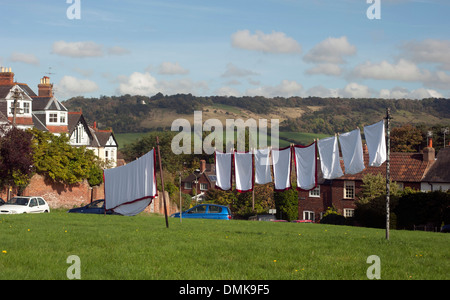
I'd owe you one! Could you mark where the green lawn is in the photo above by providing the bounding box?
[1,211,447,280]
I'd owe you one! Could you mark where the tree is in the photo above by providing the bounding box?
[391,124,423,152]
[0,126,34,191]
[274,188,298,221]
[31,129,103,186]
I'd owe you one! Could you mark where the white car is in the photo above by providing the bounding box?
[0,196,50,214]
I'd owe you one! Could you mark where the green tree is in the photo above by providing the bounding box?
[31,129,103,186]
[391,124,423,152]
[274,188,298,221]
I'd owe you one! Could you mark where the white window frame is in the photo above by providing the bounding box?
[344,181,355,199]
[49,113,58,123]
[309,186,320,197]
[303,210,315,221]
[344,208,354,218]
[184,182,192,190]
[199,183,208,191]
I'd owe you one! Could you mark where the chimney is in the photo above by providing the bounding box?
[93,121,97,129]
[363,143,368,154]
[200,160,206,173]
[423,138,435,162]
[0,67,14,85]
[38,76,53,97]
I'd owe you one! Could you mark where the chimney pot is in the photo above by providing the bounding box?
[200,160,206,173]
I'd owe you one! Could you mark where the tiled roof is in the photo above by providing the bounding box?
[422,147,450,183]
[336,152,434,183]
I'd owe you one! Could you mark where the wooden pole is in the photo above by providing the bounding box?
[385,108,391,240]
[156,136,169,228]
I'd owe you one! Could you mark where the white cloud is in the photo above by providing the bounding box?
[305,63,342,76]
[52,41,103,58]
[215,86,241,97]
[401,39,450,70]
[118,72,158,96]
[231,30,302,54]
[158,62,189,75]
[221,63,259,77]
[246,80,303,97]
[352,59,430,82]
[379,87,443,99]
[117,71,209,96]
[304,36,356,64]
[340,82,372,98]
[56,76,98,98]
[107,46,131,56]
[10,52,39,66]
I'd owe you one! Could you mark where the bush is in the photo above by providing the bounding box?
[320,213,348,225]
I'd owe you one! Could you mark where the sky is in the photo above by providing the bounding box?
[1,0,449,100]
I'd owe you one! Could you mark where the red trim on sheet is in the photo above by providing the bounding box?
[214,150,233,191]
[272,146,292,192]
[292,142,318,192]
[234,150,254,193]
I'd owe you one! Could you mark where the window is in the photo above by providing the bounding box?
[49,113,57,123]
[23,102,30,114]
[303,210,315,221]
[60,113,66,124]
[208,205,222,213]
[344,181,355,199]
[309,186,320,197]
[200,183,208,191]
[29,198,37,207]
[344,209,354,218]
[188,205,207,214]
[184,182,192,189]
[37,198,45,206]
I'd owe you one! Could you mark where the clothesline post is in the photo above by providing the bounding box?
[156,136,169,229]
[385,108,391,240]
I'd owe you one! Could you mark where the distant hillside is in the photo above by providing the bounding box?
[63,94,450,135]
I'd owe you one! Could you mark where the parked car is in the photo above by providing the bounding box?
[0,196,50,214]
[291,220,314,223]
[170,204,232,220]
[67,199,118,215]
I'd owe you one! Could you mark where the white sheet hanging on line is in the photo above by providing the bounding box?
[254,148,272,184]
[234,151,254,192]
[339,128,365,174]
[215,151,233,191]
[104,149,157,216]
[317,136,344,179]
[293,143,317,191]
[364,120,386,167]
[272,147,292,191]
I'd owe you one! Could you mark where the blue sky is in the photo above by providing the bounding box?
[1,0,449,100]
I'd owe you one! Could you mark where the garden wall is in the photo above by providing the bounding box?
[1,174,178,215]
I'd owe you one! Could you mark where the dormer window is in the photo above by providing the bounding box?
[49,113,58,123]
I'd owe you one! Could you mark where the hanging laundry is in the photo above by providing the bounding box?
[215,151,233,191]
[234,151,254,192]
[293,142,317,191]
[339,128,365,174]
[254,148,272,184]
[317,136,344,179]
[364,120,386,167]
[272,147,292,191]
[104,149,157,216]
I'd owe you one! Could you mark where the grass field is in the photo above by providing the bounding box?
[0,211,448,280]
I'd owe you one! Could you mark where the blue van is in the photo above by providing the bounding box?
[170,204,232,220]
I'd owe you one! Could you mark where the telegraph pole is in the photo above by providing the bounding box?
[385,108,391,240]
[156,136,169,228]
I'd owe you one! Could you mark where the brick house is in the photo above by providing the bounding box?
[298,143,436,222]
[181,160,216,201]
[0,67,118,167]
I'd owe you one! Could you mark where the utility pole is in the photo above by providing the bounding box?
[156,136,169,228]
[385,108,391,241]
